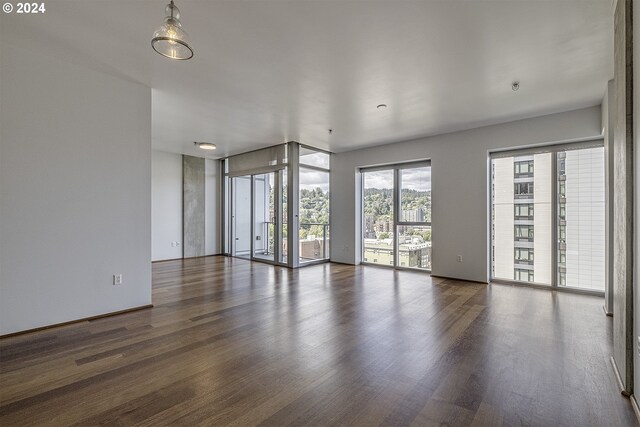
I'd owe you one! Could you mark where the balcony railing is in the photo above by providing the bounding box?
[259,222,330,262]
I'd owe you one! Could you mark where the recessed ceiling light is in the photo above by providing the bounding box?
[377,104,388,110]
[195,142,216,150]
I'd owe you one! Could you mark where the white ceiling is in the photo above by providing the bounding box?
[1,0,613,158]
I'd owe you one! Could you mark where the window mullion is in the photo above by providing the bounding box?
[551,151,558,288]
[393,168,399,268]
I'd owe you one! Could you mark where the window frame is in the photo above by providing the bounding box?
[514,247,534,263]
[514,203,534,220]
[514,268,535,282]
[514,160,534,177]
[489,139,604,295]
[514,182,534,197]
[360,160,432,272]
[514,225,534,241]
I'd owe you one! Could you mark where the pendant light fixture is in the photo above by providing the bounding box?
[151,0,194,60]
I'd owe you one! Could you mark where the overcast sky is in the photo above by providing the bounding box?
[258,166,430,193]
[363,167,431,191]
[300,168,330,192]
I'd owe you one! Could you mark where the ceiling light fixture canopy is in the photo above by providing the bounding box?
[152,0,194,60]
[195,142,217,150]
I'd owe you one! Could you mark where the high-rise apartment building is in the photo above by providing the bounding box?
[492,154,551,283]
[558,149,605,290]
[401,208,424,223]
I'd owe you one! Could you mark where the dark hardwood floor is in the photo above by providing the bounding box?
[0,256,636,426]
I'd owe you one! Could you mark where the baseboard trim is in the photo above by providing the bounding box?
[431,274,489,284]
[490,279,604,296]
[329,261,357,266]
[152,254,223,263]
[610,356,631,397]
[631,395,640,425]
[0,304,154,339]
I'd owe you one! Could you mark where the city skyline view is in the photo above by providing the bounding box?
[362,165,432,270]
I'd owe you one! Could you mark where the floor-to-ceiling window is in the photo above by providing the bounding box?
[279,168,288,264]
[222,142,330,268]
[299,146,331,264]
[363,169,395,266]
[490,141,604,292]
[362,161,432,271]
[492,153,552,285]
[397,166,432,269]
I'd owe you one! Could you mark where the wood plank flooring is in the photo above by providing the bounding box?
[0,256,636,426]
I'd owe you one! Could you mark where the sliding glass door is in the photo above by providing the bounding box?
[362,162,432,271]
[231,176,252,259]
[230,171,284,265]
[253,173,275,262]
[490,141,604,291]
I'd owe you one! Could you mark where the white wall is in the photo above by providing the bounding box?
[0,44,152,335]
[152,150,183,261]
[205,158,220,255]
[331,106,602,283]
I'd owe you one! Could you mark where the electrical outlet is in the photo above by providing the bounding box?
[113,274,123,286]
[457,255,463,263]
